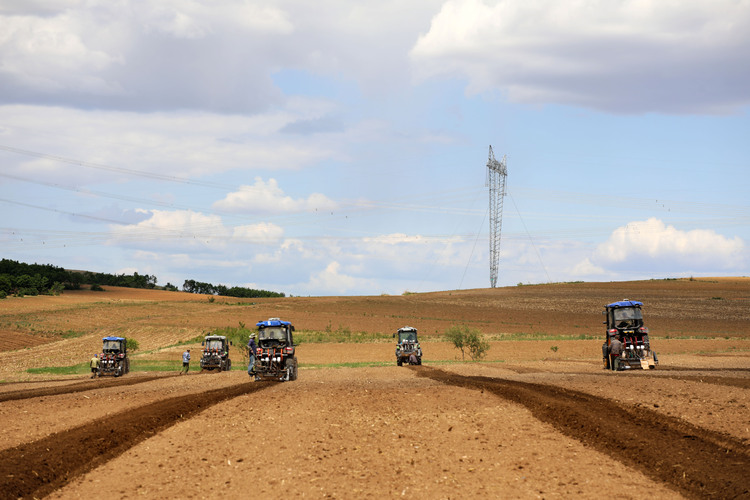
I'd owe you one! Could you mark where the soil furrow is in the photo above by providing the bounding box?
[0,374,176,403]
[556,372,750,390]
[0,381,268,499]
[417,366,750,500]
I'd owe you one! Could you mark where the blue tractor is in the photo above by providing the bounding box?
[99,336,130,377]
[253,318,298,381]
[602,300,658,370]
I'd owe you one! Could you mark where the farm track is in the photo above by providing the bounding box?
[417,367,750,500]
[0,380,269,499]
[0,374,175,403]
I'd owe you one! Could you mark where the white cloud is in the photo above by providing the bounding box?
[0,104,340,182]
[0,12,123,95]
[232,222,284,244]
[411,0,750,114]
[108,209,230,249]
[213,177,337,214]
[0,1,440,111]
[589,217,746,272]
[304,261,378,295]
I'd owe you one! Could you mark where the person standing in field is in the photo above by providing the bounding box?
[608,335,623,371]
[89,354,100,378]
[247,334,258,377]
[180,349,191,375]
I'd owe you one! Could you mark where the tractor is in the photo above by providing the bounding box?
[99,336,130,377]
[602,300,658,370]
[253,318,298,381]
[199,335,233,372]
[394,326,422,366]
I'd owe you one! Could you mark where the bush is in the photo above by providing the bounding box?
[126,338,140,352]
[445,324,490,361]
[90,284,105,291]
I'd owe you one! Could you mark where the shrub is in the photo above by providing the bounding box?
[445,324,490,361]
[90,284,105,291]
[467,331,490,361]
[126,338,140,352]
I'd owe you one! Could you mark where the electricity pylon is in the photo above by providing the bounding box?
[486,145,507,288]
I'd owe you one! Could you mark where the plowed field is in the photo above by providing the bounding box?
[0,279,748,499]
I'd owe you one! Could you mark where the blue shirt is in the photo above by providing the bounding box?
[182,351,191,363]
[247,338,258,353]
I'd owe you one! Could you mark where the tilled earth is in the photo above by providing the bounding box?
[1,347,748,499]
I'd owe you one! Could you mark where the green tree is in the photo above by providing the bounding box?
[126,338,140,352]
[444,324,490,361]
[0,274,11,294]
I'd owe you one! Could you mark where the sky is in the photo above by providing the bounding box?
[1,0,748,296]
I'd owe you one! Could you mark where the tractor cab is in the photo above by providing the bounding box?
[257,319,295,349]
[102,336,127,355]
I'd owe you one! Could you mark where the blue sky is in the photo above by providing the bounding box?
[1,0,748,296]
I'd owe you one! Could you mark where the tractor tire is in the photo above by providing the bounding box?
[397,359,403,366]
[226,359,232,371]
[285,358,298,381]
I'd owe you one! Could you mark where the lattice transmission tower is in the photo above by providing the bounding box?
[486,145,507,288]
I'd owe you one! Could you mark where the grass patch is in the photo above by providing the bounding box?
[297,325,391,344]
[483,333,597,341]
[27,363,89,375]
[60,330,87,339]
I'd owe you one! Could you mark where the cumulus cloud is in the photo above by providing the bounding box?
[305,261,378,295]
[213,177,337,214]
[232,222,284,244]
[589,217,746,272]
[108,207,285,251]
[411,0,750,114]
[0,104,340,182]
[0,1,439,112]
[108,209,230,249]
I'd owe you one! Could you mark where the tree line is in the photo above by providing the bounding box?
[182,279,285,298]
[0,259,158,297]
[0,258,285,299]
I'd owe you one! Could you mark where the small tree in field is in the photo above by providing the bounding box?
[467,331,490,361]
[445,324,490,361]
[126,338,139,352]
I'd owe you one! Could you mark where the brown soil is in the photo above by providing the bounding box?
[0,280,748,499]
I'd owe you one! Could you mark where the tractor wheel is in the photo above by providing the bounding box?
[285,358,298,381]
[397,359,403,366]
[227,359,232,371]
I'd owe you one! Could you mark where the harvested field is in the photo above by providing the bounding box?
[0,278,748,499]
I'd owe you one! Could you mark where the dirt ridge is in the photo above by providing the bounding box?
[0,374,175,403]
[0,381,268,499]
[417,366,750,500]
